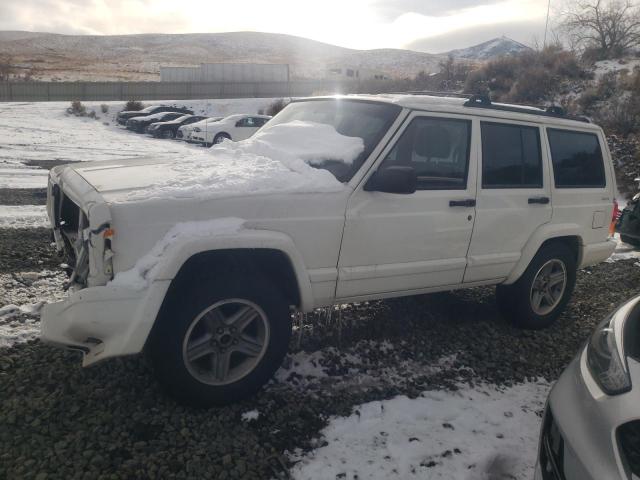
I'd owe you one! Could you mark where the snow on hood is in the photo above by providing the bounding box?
[109,217,245,290]
[79,121,364,203]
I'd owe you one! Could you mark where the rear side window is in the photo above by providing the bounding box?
[481,122,543,188]
[381,116,471,190]
[547,129,606,188]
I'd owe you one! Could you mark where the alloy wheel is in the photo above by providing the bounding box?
[182,299,270,386]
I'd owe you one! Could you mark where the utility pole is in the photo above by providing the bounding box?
[543,0,551,47]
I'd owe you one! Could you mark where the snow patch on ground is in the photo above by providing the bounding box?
[289,381,549,480]
[593,58,640,79]
[0,99,276,190]
[241,410,261,422]
[109,217,245,290]
[0,270,67,348]
[119,121,361,203]
[0,205,48,228]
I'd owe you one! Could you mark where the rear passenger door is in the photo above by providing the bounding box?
[234,117,261,140]
[465,120,552,283]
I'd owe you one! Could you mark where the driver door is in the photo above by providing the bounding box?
[336,113,478,300]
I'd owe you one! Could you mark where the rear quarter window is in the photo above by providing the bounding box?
[547,129,606,188]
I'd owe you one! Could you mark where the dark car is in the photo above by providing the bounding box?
[116,105,193,126]
[616,193,640,247]
[126,112,185,133]
[146,115,208,139]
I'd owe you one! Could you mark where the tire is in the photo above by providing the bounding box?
[161,129,175,139]
[149,271,292,407]
[496,243,576,329]
[621,234,640,248]
[212,132,231,145]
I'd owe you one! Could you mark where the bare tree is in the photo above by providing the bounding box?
[561,0,640,59]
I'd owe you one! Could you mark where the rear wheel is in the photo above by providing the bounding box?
[496,243,576,329]
[149,272,292,407]
[161,129,175,139]
[212,132,231,145]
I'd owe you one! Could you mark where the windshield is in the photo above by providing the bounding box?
[266,99,401,182]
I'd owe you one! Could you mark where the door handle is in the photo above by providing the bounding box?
[449,199,476,207]
[528,196,550,205]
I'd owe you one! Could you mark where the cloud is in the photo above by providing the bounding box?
[0,0,191,35]
[372,0,504,19]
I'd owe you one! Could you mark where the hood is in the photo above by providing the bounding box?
[67,156,183,201]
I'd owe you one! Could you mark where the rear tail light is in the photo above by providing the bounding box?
[610,199,620,236]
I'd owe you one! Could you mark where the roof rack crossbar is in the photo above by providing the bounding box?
[463,94,590,123]
[387,91,474,99]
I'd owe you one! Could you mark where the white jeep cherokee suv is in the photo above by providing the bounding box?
[43,94,617,407]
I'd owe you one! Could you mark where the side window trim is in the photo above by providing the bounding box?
[480,121,544,189]
[378,115,473,191]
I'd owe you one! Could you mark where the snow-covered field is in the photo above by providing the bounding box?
[0,98,277,190]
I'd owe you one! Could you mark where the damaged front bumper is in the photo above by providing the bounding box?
[41,280,170,366]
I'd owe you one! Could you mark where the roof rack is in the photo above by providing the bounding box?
[388,90,474,99]
[463,94,590,123]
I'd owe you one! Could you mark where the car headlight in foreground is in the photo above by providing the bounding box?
[587,297,639,395]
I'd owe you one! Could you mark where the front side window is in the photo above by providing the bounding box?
[547,129,606,188]
[380,116,471,190]
[481,122,542,188]
[267,99,401,182]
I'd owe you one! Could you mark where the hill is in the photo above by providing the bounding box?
[445,36,531,60]
[0,31,443,81]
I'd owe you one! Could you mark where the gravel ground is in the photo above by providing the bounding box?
[1,227,639,480]
[0,188,47,206]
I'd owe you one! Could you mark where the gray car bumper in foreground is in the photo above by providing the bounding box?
[535,347,639,480]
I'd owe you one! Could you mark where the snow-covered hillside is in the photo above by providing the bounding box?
[0,31,442,81]
[445,36,531,60]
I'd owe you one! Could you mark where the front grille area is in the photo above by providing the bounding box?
[618,420,640,477]
[539,409,566,480]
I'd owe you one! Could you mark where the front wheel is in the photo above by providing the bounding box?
[496,243,576,329]
[149,273,292,407]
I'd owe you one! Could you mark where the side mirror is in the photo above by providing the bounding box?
[364,166,417,194]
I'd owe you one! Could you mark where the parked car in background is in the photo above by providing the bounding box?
[146,115,208,139]
[177,117,223,142]
[126,112,185,134]
[43,94,617,406]
[617,193,640,248]
[190,114,271,146]
[116,105,193,126]
[536,295,640,480]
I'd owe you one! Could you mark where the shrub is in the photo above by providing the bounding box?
[124,100,144,111]
[68,100,86,116]
[100,104,109,114]
[595,95,640,136]
[463,45,587,103]
[264,98,288,117]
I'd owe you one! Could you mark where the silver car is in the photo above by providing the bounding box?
[535,295,640,480]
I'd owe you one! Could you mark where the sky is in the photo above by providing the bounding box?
[0,0,552,52]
